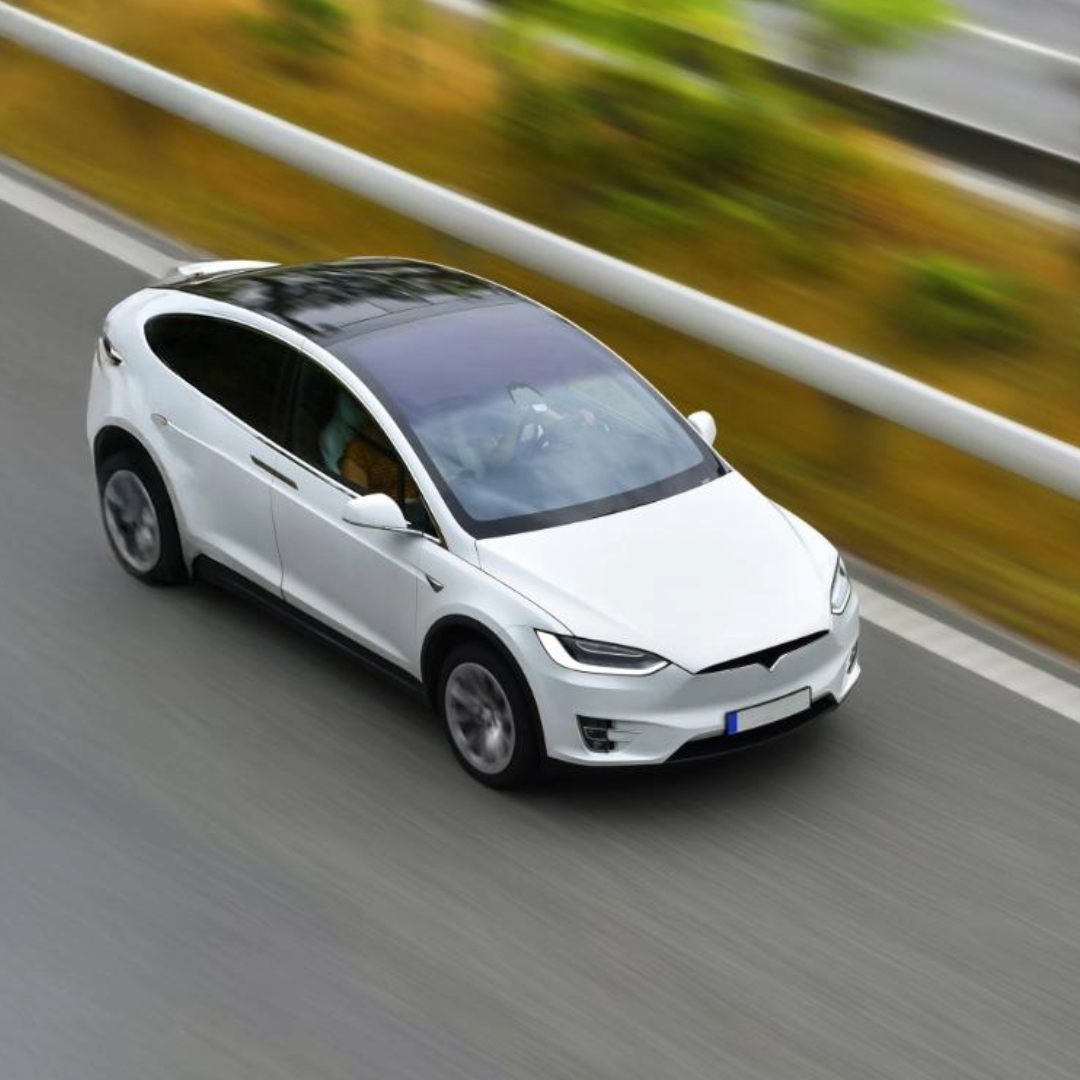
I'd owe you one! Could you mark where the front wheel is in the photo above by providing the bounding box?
[438,642,541,788]
[98,449,187,585]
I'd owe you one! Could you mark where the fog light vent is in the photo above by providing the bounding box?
[578,717,614,753]
[577,718,641,753]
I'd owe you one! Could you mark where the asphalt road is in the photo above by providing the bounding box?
[749,0,1080,160]
[2,184,1080,1080]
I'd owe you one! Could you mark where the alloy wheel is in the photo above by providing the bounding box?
[102,468,161,574]
[444,661,517,775]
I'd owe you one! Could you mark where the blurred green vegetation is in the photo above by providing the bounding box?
[244,0,352,66]
[894,255,1035,349]
[492,0,954,73]
[773,0,955,73]
[496,15,862,243]
[1,0,1077,655]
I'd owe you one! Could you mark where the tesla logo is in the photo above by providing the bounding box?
[698,630,827,677]
[757,644,793,671]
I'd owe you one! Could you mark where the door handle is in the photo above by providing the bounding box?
[251,455,298,490]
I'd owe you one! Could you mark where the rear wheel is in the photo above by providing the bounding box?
[98,449,186,585]
[438,642,541,788]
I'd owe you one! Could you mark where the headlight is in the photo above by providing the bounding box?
[536,631,669,676]
[831,556,852,615]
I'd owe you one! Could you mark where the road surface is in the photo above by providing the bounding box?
[1,162,1079,1079]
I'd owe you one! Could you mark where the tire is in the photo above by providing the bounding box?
[97,448,187,585]
[438,641,542,788]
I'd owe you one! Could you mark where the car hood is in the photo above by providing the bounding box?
[476,473,834,673]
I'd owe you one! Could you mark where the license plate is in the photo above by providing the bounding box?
[726,687,811,735]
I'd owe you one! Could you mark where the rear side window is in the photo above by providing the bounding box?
[145,314,296,439]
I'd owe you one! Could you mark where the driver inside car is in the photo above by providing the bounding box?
[482,385,598,469]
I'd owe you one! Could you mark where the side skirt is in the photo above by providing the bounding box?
[192,556,427,701]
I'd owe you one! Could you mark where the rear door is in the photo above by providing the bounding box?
[144,314,298,593]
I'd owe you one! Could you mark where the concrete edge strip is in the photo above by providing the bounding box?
[857,584,1080,724]
[0,172,176,277]
[2,161,1078,723]
[917,161,1080,228]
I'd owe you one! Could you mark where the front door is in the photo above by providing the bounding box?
[264,356,425,672]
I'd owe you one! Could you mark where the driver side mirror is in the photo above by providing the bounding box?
[342,493,414,533]
[687,410,717,446]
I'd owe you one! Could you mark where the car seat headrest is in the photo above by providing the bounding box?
[335,391,368,429]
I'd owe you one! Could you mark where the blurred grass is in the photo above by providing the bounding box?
[0,0,1077,656]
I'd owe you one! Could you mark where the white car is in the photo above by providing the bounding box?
[88,257,860,786]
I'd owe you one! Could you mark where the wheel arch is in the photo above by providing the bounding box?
[92,422,192,565]
[420,615,547,754]
[93,424,148,474]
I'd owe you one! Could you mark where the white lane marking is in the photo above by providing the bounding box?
[0,171,177,276]
[1,164,1078,721]
[957,22,1080,67]
[857,584,1080,723]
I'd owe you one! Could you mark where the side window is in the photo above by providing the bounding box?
[289,359,428,524]
[145,314,295,438]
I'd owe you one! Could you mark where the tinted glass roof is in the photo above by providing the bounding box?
[168,258,516,342]
[329,300,724,538]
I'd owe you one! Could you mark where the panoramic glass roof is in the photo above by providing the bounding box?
[170,258,515,342]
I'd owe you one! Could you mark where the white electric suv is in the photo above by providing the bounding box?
[88,257,860,786]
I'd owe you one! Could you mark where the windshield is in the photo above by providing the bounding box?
[334,302,725,537]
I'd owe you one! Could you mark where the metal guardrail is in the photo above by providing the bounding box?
[1,1,1078,499]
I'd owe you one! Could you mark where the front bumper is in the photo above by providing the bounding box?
[513,593,860,766]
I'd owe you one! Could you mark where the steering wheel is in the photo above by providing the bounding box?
[535,409,611,457]
[499,383,611,463]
